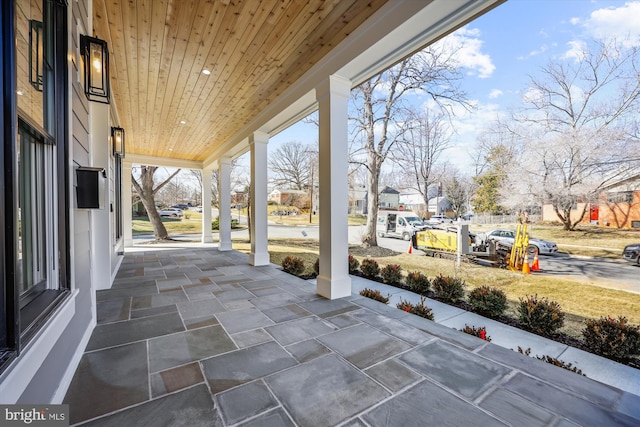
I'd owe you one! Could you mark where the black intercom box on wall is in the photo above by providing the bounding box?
[76,166,106,209]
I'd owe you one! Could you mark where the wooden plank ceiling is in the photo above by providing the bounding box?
[92,0,388,163]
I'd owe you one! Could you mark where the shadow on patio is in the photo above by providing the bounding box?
[64,246,640,426]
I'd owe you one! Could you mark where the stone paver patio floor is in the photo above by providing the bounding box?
[64,247,640,426]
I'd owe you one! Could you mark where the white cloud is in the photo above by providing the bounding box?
[528,44,549,57]
[576,1,640,47]
[488,89,503,99]
[521,87,544,105]
[436,27,495,78]
[561,40,587,61]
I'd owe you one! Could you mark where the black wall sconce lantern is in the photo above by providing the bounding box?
[111,126,125,157]
[80,35,110,103]
[29,20,43,92]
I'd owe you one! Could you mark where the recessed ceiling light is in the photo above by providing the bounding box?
[169,148,174,151]
[202,69,211,75]
[16,90,23,96]
[180,120,187,124]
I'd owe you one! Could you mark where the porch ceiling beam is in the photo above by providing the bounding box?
[125,154,204,170]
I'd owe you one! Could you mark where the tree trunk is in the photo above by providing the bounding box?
[555,204,587,231]
[131,166,180,241]
[140,193,170,240]
[362,154,381,247]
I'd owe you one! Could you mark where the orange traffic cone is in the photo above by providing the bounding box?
[531,252,540,271]
[522,252,531,274]
[407,244,413,254]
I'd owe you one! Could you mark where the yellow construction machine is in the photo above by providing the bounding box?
[507,222,530,271]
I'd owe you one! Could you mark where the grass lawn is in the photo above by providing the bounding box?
[132,212,203,234]
[250,206,367,226]
[232,237,640,339]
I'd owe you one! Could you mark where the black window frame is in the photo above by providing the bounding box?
[115,154,123,240]
[1,0,70,373]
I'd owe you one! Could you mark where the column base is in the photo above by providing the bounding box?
[201,235,214,243]
[316,274,352,300]
[250,251,270,266]
[218,241,233,251]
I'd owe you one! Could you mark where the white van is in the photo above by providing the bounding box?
[376,210,428,240]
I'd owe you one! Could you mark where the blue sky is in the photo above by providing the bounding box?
[265,0,640,175]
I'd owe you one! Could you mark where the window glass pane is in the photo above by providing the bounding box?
[18,121,51,297]
[16,0,45,129]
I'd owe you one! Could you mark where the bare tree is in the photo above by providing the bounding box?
[131,166,181,240]
[157,178,190,205]
[351,45,470,247]
[512,39,640,230]
[190,158,240,209]
[393,108,453,210]
[269,141,313,190]
[441,167,471,218]
[472,122,521,214]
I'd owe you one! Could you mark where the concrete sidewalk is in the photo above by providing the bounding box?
[344,275,640,397]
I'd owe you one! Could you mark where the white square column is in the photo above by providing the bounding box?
[250,132,270,265]
[316,75,352,299]
[201,167,214,243]
[123,161,133,247]
[218,157,233,251]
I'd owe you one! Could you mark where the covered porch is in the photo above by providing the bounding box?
[64,245,640,426]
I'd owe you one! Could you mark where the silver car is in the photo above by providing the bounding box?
[158,208,183,217]
[486,229,558,255]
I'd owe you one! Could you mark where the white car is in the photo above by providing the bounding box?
[426,215,453,225]
[158,208,183,217]
[486,229,558,255]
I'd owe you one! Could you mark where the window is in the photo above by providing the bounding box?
[1,0,69,371]
[607,191,634,204]
[114,155,123,240]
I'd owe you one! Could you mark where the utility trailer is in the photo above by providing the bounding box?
[412,225,513,268]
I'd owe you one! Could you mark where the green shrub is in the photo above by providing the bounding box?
[281,255,305,276]
[405,271,430,294]
[461,325,491,342]
[431,274,465,302]
[582,316,640,361]
[396,297,434,320]
[359,288,390,304]
[360,258,380,279]
[212,217,239,230]
[468,286,507,318]
[313,258,320,275]
[348,255,360,274]
[381,264,403,284]
[517,294,565,336]
[517,347,585,376]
